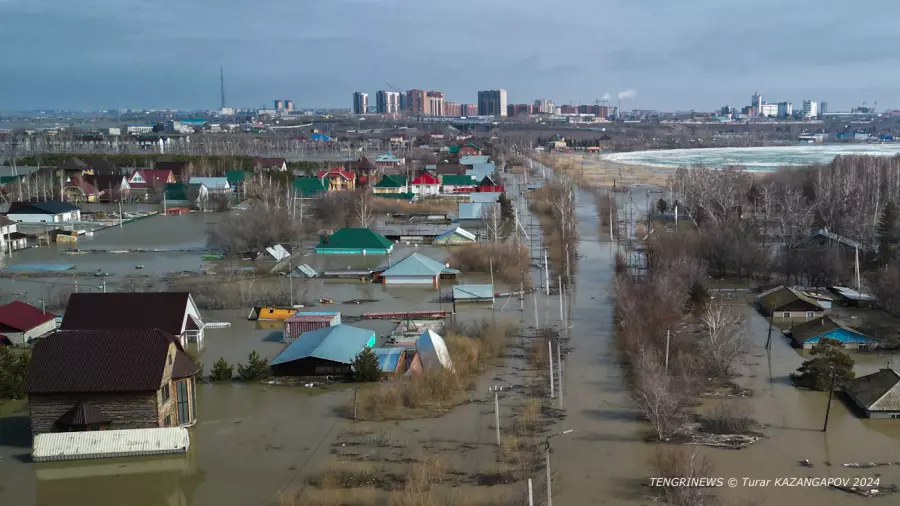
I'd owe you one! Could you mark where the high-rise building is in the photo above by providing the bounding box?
[352,92,369,115]
[461,104,478,116]
[559,104,578,115]
[399,94,408,112]
[477,89,508,117]
[777,102,792,118]
[444,101,461,117]
[274,100,285,111]
[820,102,828,114]
[406,89,429,116]
[759,103,779,117]
[376,91,400,114]
[802,100,819,119]
[427,91,445,117]
[285,100,294,113]
[533,99,554,114]
[751,92,763,114]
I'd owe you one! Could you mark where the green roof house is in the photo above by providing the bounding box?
[293,177,327,197]
[373,175,407,194]
[316,228,394,255]
[226,170,248,186]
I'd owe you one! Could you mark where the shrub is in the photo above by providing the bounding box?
[209,357,234,382]
[353,347,381,382]
[446,242,530,287]
[0,348,30,400]
[237,350,271,382]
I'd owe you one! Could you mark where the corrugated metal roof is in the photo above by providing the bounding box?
[459,202,498,220]
[381,253,458,278]
[32,427,190,462]
[317,228,394,250]
[453,284,494,301]
[845,369,900,411]
[374,347,404,373]
[0,300,56,332]
[271,324,375,366]
[757,285,823,312]
[286,312,341,323]
[433,226,476,243]
[469,192,501,203]
[789,316,872,344]
[441,174,475,186]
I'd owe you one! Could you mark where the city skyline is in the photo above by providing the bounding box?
[2,0,900,111]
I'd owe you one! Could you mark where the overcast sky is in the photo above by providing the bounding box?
[2,0,898,111]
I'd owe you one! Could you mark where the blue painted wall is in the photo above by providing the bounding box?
[806,328,873,345]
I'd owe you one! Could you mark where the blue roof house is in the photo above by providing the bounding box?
[377,253,459,288]
[459,155,490,166]
[788,316,877,350]
[373,347,408,375]
[270,324,376,376]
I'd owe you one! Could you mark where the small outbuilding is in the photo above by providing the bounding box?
[0,300,57,345]
[406,329,453,375]
[843,368,900,419]
[316,228,394,255]
[373,347,408,376]
[787,316,877,350]
[378,253,458,287]
[433,226,477,245]
[453,285,495,304]
[270,324,376,376]
[283,312,341,342]
[757,285,825,319]
[6,200,81,224]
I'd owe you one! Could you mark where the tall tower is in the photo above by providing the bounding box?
[220,67,226,109]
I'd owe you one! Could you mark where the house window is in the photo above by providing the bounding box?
[160,384,170,403]
[190,377,197,420]
[782,312,790,318]
[164,415,171,427]
[176,380,191,425]
[806,312,815,319]
[891,414,900,419]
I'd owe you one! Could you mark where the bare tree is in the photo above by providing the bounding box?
[696,303,746,378]
[631,349,688,441]
[355,189,374,228]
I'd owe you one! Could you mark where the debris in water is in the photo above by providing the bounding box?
[799,459,813,468]
[135,265,145,269]
[843,462,900,469]
[319,298,335,304]
[831,484,899,497]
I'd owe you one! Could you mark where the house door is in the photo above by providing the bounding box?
[176,380,191,425]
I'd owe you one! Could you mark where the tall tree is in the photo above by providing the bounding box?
[877,201,899,267]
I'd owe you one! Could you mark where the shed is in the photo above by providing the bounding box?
[33,427,190,462]
[453,285,495,303]
[787,316,877,350]
[283,312,341,342]
[378,253,458,287]
[247,307,297,321]
[757,285,825,319]
[843,368,900,419]
[0,300,57,345]
[406,329,453,375]
[433,226,477,245]
[828,286,876,308]
[373,347,408,375]
[270,324,377,376]
[316,228,394,255]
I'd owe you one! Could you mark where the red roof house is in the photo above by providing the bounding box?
[128,169,176,189]
[477,175,504,193]
[411,172,441,197]
[0,300,57,346]
[253,157,288,172]
[317,168,356,192]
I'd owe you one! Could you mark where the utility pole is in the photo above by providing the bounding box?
[101,277,107,293]
[548,340,555,399]
[543,249,549,296]
[534,293,539,328]
[558,276,564,322]
[557,334,563,409]
[289,255,294,307]
[490,385,504,446]
[822,368,837,432]
[545,429,574,506]
[765,313,774,350]
[528,478,534,506]
[665,329,671,373]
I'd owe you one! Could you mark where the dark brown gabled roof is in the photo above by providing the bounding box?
[24,329,188,394]
[434,163,466,175]
[56,401,111,427]
[61,292,194,335]
[154,161,192,176]
[844,369,900,411]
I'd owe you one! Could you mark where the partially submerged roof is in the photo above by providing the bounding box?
[25,329,196,394]
[829,286,876,302]
[8,200,80,215]
[844,369,900,412]
[453,284,495,301]
[32,427,190,462]
[434,226,476,242]
[381,253,458,278]
[61,292,196,336]
[0,300,55,332]
[469,192,501,203]
[789,316,873,344]
[271,324,375,366]
[459,202,497,220]
[757,285,823,312]
[318,228,393,250]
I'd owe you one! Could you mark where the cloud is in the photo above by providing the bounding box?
[617,90,637,100]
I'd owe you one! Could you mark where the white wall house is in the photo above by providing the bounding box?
[5,201,81,224]
[0,216,27,252]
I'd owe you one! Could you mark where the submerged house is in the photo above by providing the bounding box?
[0,215,28,252]
[433,226,476,245]
[787,316,877,350]
[283,312,341,342]
[843,368,900,419]
[452,285,495,304]
[316,228,394,255]
[270,324,376,376]
[757,285,826,319]
[24,328,200,435]
[377,253,458,287]
[61,292,205,348]
[6,200,81,224]
[0,300,57,346]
